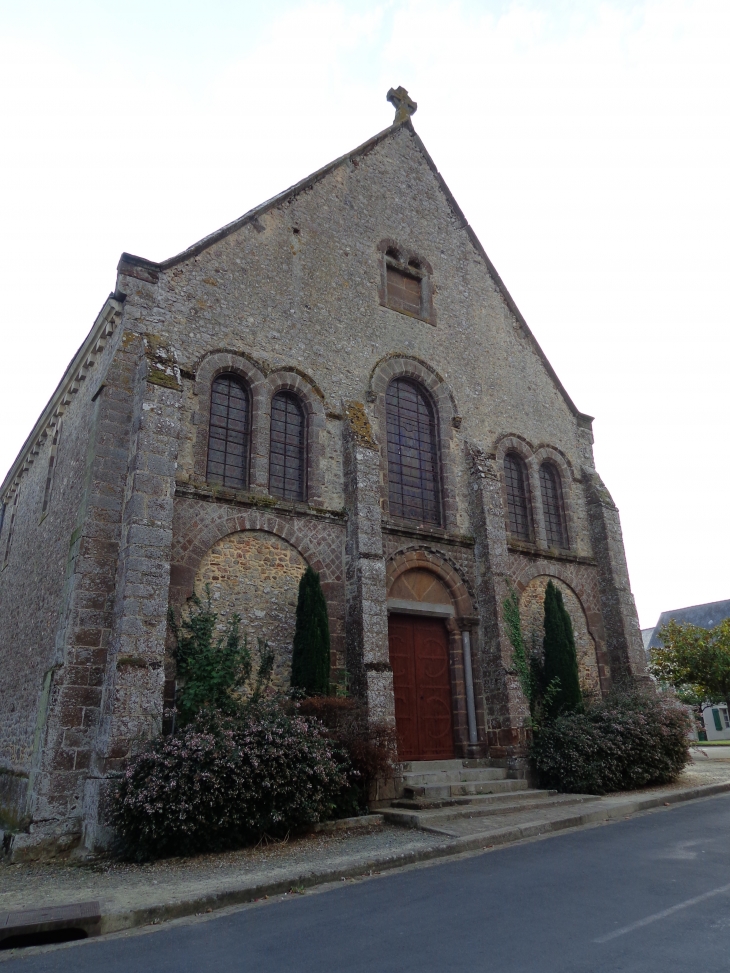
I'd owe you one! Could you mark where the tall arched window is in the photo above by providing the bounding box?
[207,374,250,489]
[269,391,306,501]
[540,462,567,548]
[504,452,531,540]
[386,378,441,526]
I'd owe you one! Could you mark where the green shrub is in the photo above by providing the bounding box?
[529,689,691,794]
[169,589,273,726]
[539,580,582,718]
[291,568,330,696]
[112,705,346,860]
[294,697,396,815]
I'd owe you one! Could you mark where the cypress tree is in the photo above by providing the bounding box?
[542,580,582,717]
[291,567,331,695]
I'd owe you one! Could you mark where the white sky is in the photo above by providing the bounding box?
[1,0,728,628]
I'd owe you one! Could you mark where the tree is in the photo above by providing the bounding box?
[542,580,582,717]
[291,567,331,695]
[649,618,730,711]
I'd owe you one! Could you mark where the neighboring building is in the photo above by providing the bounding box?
[0,88,648,858]
[644,599,730,657]
[645,599,730,740]
[702,704,730,742]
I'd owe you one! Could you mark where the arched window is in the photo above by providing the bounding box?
[504,452,531,540]
[269,391,306,501]
[386,378,441,526]
[540,462,567,549]
[207,374,250,490]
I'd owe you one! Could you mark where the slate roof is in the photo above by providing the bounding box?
[647,599,730,649]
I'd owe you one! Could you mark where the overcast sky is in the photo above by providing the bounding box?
[1,0,728,628]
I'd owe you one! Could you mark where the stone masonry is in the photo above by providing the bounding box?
[0,91,647,858]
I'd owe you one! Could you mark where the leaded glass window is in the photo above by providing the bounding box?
[386,378,441,525]
[504,452,531,540]
[207,374,250,489]
[269,392,306,501]
[540,462,567,549]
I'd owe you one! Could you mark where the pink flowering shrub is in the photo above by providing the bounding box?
[112,705,347,859]
[529,688,691,794]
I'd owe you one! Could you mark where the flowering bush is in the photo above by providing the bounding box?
[529,689,691,795]
[294,697,396,814]
[112,705,346,859]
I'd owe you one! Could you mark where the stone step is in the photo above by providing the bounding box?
[391,788,554,812]
[401,767,507,786]
[398,758,496,773]
[403,778,527,801]
[384,791,601,833]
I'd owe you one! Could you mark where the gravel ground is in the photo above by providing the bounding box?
[0,824,446,914]
[1,758,728,917]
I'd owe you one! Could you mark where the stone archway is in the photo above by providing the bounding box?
[519,576,601,699]
[385,555,481,758]
[193,530,307,691]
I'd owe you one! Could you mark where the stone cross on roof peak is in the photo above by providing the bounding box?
[387,86,417,124]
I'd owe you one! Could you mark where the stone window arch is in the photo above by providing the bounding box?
[539,461,568,549]
[269,391,306,501]
[377,240,435,325]
[369,355,460,531]
[504,450,532,541]
[264,368,327,507]
[385,378,442,526]
[207,373,251,490]
[192,351,268,491]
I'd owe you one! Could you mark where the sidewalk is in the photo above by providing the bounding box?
[1,760,729,940]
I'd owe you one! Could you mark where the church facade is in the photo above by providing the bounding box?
[0,90,647,858]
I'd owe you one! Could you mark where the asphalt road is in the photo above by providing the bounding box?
[5,792,730,972]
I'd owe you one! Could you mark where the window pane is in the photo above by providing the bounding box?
[540,463,567,548]
[386,379,441,526]
[207,375,249,489]
[269,392,305,501]
[504,453,531,540]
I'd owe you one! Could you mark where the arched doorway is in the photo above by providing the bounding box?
[388,615,455,760]
[387,569,456,761]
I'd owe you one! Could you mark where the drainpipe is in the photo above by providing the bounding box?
[461,630,478,745]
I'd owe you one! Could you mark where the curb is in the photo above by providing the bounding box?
[94,781,730,936]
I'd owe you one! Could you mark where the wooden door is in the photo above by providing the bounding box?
[388,615,455,761]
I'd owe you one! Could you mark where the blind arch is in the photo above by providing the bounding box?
[207,374,250,490]
[269,391,306,501]
[504,452,531,540]
[540,462,567,549]
[386,378,441,526]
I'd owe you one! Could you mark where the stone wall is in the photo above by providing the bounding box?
[194,530,307,691]
[0,301,124,832]
[519,575,600,698]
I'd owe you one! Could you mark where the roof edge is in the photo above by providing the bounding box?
[116,116,588,423]
[404,124,585,421]
[0,294,125,502]
[119,120,407,276]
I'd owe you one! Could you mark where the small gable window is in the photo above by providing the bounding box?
[207,374,250,490]
[379,243,435,325]
[504,452,531,541]
[540,462,568,549]
[269,392,306,501]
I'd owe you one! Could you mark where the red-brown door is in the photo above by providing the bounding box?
[388,614,455,761]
